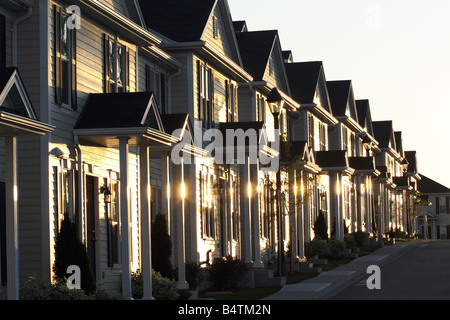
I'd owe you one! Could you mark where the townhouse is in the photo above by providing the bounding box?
[0,0,427,300]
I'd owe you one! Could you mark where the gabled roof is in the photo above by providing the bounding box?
[233,20,247,33]
[284,61,323,105]
[236,30,278,81]
[348,156,380,176]
[236,29,290,93]
[404,151,419,174]
[418,174,450,194]
[0,67,54,136]
[327,80,358,123]
[316,150,352,173]
[394,131,404,156]
[138,0,216,42]
[372,121,396,150]
[355,100,374,137]
[75,92,163,131]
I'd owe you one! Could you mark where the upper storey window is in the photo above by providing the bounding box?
[104,35,130,93]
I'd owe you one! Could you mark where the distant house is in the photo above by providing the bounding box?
[417,175,450,239]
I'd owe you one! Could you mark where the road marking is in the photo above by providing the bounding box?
[356,255,387,262]
[281,283,332,292]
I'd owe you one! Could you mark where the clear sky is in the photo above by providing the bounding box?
[228,0,450,186]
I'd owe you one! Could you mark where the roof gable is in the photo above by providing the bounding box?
[284,61,323,105]
[404,151,418,174]
[327,80,358,123]
[0,68,38,120]
[418,174,450,194]
[355,100,374,136]
[138,0,216,42]
[372,121,397,150]
[75,92,164,131]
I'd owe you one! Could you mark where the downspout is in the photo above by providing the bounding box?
[12,6,33,67]
[74,135,84,239]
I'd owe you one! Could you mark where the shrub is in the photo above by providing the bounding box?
[344,234,357,251]
[309,237,330,259]
[151,214,175,279]
[185,261,201,291]
[53,213,96,294]
[351,231,368,247]
[327,238,346,259]
[131,269,180,300]
[19,275,124,300]
[313,212,328,240]
[208,256,248,289]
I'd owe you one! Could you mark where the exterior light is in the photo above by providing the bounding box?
[100,186,111,204]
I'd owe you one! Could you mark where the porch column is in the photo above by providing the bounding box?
[289,170,298,261]
[161,153,171,236]
[240,160,252,264]
[251,163,262,267]
[140,147,153,299]
[356,176,363,232]
[365,176,373,233]
[174,158,188,289]
[119,137,132,298]
[5,135,18,300]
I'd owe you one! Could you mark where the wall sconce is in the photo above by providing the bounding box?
[100,186,112,204]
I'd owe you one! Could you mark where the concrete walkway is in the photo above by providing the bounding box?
[264,241,420,300]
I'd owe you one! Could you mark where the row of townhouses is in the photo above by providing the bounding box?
[0,0,433,300]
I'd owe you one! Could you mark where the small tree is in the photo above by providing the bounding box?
[151,214,175,279]
[313,212,328,240]
[53,213,96,294]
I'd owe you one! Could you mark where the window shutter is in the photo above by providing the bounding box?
[103,34,111,93]
[54,6,63,105]
[197,60,204,122]
[210,70,215,125]
[446,196,449,214]
[436,197,440,214]
[125,47,130,92]
[0,15,5,70]
[70,27,77,110]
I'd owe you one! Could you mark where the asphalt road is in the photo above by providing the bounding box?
[328,240,450,300]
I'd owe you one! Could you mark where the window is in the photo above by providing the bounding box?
[308,113,314,147]
[437,196,449,214]
[200,168,215,239]
[319,122,326,151]
[54,6,77,109]
[256,94,265,122]
[226,80,237,122]
[145,64,166,114]
[104,35,129,93]
[0,14,5,69]
[197,61,214,128]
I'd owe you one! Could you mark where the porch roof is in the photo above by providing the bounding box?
[73,92,179,148]
[348,156,380,177]
[315,150,354,175]
[0,68,54,136]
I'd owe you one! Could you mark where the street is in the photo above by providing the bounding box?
[328,240,450,300]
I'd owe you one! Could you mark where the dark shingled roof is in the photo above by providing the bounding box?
[138,0,215,42]
[160,113,190,138]
[404,151,418,174]
[315,150,348,168]
[74,92,160,130]
[326,80,351,117]
[418,175,450,194]
[284,61,323,104]
[233,20,247,33]
[372,121,394,149]
[355,100,369,127]
[236,30,278,81]
[349,156,376,171]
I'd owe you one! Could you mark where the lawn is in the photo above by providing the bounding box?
[198,244,385,300]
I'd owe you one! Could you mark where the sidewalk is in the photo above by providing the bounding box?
[263,240,420,300]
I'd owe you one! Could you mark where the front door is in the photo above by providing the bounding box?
[85,175,98,280]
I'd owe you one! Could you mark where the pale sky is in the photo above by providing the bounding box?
[228,0,450,187]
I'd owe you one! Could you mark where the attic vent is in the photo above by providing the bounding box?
[212,16,219,39]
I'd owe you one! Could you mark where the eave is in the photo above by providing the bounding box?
[75,0,162,46]
[335,115,364,133]
[301,103,338,126]
[0,111,55,136]
[159,41,253,83]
